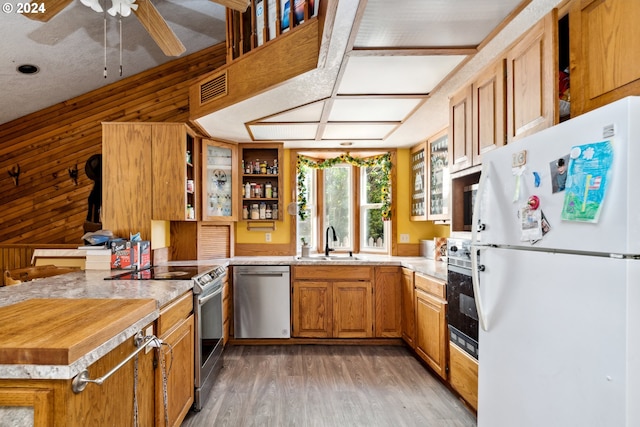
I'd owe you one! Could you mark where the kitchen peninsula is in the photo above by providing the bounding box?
[0,255,446,426]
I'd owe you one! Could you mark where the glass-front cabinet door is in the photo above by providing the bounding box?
[410,142,427,221]
[427,130,450,221]
[202,139,238,221]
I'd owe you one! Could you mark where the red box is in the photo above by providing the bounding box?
[110,240,132,269]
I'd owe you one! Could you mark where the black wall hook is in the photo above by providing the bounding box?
[68,164,79,186]
[8,164,20,186]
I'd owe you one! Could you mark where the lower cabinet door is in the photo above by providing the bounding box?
[415,289,448,380]
[157,314,194,427]
[333,281,373,338]
[292,281,333,338]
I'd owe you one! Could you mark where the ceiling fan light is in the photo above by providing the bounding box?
[80,0,103,13]
[108,0,138,17]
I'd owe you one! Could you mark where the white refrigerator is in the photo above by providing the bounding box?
[471,97,640,427]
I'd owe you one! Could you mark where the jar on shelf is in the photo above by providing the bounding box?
[254,160,260,174]
[186,204,195,220]
[260,161,267,174]
[265,182,272,198]
[242,205,248,220]
[245,161,252,174]
[265,205,272,219]
[259,203,266,219]
[250,204,260,220]
[272,185,277,198]
[272,203,278,220]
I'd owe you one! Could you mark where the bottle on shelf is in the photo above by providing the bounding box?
[265,182,272,198]
[242,205,249,220]
[259,203,266,219]
[251,204,259,219]
[245,182,251,199]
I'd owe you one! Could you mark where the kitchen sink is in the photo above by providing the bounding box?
[296,254,367,261]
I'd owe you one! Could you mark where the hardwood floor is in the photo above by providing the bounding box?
[182,345,477,427]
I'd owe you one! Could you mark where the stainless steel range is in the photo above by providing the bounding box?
[191,265,226,411]
[106,264,227,411]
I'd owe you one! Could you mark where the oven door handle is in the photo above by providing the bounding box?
[198,286,222,305]
[471,163,489,332]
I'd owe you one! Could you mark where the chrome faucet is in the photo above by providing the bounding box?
[325,226,338,256]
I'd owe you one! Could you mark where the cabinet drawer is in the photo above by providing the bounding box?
[158,292,193,336]
[414,273,446,299]
[292,265,372,281]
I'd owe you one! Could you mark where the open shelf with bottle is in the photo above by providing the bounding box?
[239,143,283,222]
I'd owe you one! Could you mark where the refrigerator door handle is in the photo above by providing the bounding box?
[471,163,489,331]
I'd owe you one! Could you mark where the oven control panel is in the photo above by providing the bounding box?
[447,238,472,269]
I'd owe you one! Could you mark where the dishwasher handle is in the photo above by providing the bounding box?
[236,271,287,277]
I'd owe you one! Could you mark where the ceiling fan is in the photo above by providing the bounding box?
[23,0,250,57]
[24,0,185,56]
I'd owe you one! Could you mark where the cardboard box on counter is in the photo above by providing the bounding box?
[109,240,151,270]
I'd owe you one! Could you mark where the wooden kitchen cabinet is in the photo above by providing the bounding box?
[448,85,473,173]
[103,122,199,241]
[414,273,448,380]
[239,143,283,222]
[472,59,506,164]
[152,124,199,221]
[0,335,155,426]
[222,270,231,344]
[449,342,478,410]
[506,12,556,143]
[292,281,333,338]
[333,281,373,338]
[426,130,450,221]
[569,0,640,117]
[291,266,373,338]
[409,141,427,220]
[374,266,402,338]
[401,268,416,348]
[156,292,194,427]
[202,139,238,221]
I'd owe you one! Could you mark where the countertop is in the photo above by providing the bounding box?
[0,255,445,381]
[0,269,194,380]
[167,255,447,281]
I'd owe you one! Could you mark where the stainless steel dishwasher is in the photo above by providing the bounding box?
[233,265,291,338]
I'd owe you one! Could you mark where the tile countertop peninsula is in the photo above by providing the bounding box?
[0,269,194,381]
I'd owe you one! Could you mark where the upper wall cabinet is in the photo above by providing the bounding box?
[202,139,238,222]
[449,11,557,176]
[472,59,506,165]
[448,85,473,173]
[152,124,199,221]
[103,122,198,241]
[569,0,640,116]
[427,130,450,221]
[449,58,507,174]
[506,13,556,143]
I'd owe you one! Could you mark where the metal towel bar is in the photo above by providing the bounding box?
[71,333,160,394]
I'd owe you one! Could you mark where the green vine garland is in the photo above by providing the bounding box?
[296,153,391,221]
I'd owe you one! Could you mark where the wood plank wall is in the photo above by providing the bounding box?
[0,43,227,245]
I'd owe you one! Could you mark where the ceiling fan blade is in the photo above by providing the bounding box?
[24,0,73,22]
[133,0,186,57]
[209,0,250,12]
